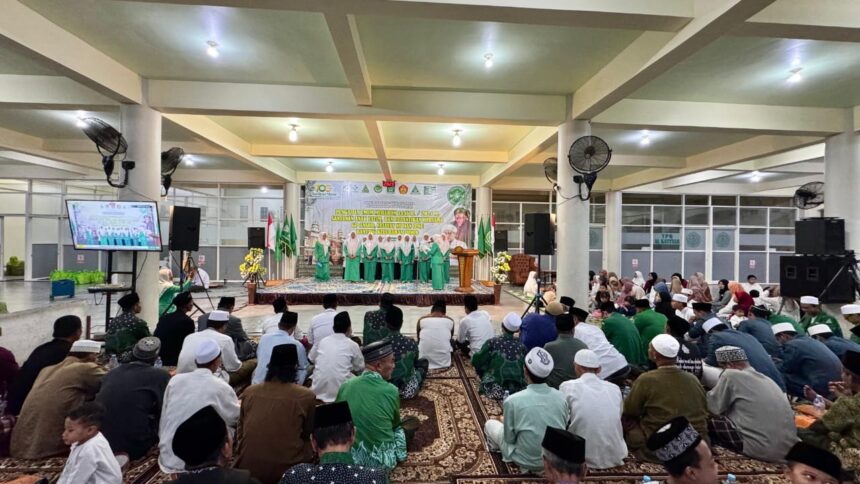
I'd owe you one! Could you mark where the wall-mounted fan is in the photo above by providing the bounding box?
[543,157,558,186]
[567,135,611,201]
[80,117,134,188]
[793,181,824,209]
[161,147,185,195]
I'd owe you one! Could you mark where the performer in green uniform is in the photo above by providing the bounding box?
[360,233,378,283]
[398,235,415,282]
[314,232,331,281]
[417,233,431,283]
[438,233,451,284]
[380,236,396,283]
[799,295,843,337]
[429,234,445,290]
[343,231,362,282]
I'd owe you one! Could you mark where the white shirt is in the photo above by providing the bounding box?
[176,328,242,382]
[742,282,764,295]
[676,307,695,322]
[259,313,304,340]
[309,333,364,403]
[308,309,337,347]
[418,316,454,369]
[573,323,628,379]
[158,368,240,474]
[559,373,627,469]
[192,267,210,289]
[457,310,495,355]
[58,432,122,484]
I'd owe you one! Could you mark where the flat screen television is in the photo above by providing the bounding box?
[67,200,162,251]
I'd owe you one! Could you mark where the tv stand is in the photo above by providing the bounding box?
[87,250,137,331]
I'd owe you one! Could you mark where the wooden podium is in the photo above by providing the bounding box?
[452,247,479,293]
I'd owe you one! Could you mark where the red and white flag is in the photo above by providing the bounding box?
[266,212,275,250]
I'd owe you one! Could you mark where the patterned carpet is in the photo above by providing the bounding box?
[0,354,790,484]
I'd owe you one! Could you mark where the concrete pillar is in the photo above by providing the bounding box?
[555,119,591,305]
[119,104,162,326]
[823,116,860,254]
[604,190,622,274]
[475,186,492,280]
[285,181,301,279]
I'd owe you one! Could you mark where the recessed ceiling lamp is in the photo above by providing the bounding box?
[288,124,299,143]
[184,155,195,166]
[206,40,220,58]
[640,130,651,146]
[325,160,334,173]
[260,186,269,193]
[452,129,462,148]
[437,163,445,176]
[75,111,87,128]
[484,53,494,69]
[750,170,762,183]
[787,67,803,83]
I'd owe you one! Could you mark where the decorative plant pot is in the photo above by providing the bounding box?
[247,282,257,305]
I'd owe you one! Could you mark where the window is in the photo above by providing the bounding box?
[770,209,796,228]
[739,208,767,226]
[622,226,651,250]
[622,206,651,225]
[653,227,682,250]
[492,202,519,223]
[652,206,683,225]
[739,228,766,251]
[685,207,709,225]
[712,207,737,226]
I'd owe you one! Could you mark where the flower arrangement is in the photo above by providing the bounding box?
[491,251,512,284]
[239,248,266,283]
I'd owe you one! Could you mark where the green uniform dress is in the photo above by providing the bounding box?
[336,370,407,471]
[343,240,362,282]
[380,246,395,283]
[633,309,668,359]
[398,245,414,282]
[443,249,452,283]
[158,279,192,316]
[799,310,843,337]
[417,243,431,283]
[471,332,527,400]
[602,312,647,367]
[360,244,378,283]
[314,241,331,281]
[429,242,445,290]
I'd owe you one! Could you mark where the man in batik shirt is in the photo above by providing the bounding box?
[384,306,428,399]
[472,312,527,400]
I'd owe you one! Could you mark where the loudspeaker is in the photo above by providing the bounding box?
[796,218,845,255]
[494,230,508,252]
[248,227,266,249]
[169,206,200,251]
[524,213,554,255]
[779,254,856,302]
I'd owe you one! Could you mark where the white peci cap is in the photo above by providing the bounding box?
[573,349,600,369]
[808,324,834,337]
[502,312,522,332]
[70,339,102,353]
[702,317,725,333]
[525,347,554,378]
[800,296,819,305]
[651,334,680,358]
[672,294,689,304]
[841,304,860,315]
[772,323,797,335]
[195,338,221,365]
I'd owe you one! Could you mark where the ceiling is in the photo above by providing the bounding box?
[380,121,532,152]
[210,116,371,146]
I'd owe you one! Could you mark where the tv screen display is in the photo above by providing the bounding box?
[67,200,162,251]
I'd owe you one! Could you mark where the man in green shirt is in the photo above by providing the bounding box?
[799,295,843,337]
[472,312,527,400]
[633,299,667,364]
[600,302,646,368]
[768,311,805,335]
[385,306,428,399]
[841,304,860,344]
[105,292,151,363]
[543,312,588,388]
[623,334,709,463]
[362,293,394,346]
[336,340,406,471]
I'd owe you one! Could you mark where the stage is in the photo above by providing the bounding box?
[255,277,495,306]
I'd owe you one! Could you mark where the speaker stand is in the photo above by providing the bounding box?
[521,254,545,318]
[165,250,212,318]
[817,251,860,303]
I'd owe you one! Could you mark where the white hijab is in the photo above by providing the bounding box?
[319,232,331,251]
[363,233,377,252]
[632,271,646,288]
[399,235,413,254]
[346,231,360,256]
[382,236,396,253]
[436,234,449,253]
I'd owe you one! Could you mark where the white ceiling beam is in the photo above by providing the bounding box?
[324,14,372,106]
[479,127,558,187]
[42,139,224,156]
[172,169,273,184]
[147,81,567,126]
[490,176,611,192]
[161,114,296,182]
[592,99,848,135]
[726,144,824,171]
[364,120,392,181]
[661,169,742,188]
[571,0,776,120]
[0,1,142,103]
[736,0,860,42]
[522,150,688,169]
[0,75,117,110]
[252,144,377,160]
[0,165,102,180]
[753,173,822,192]
[385,148,507,163]
[0,150,95,176]
[252,143,509,163]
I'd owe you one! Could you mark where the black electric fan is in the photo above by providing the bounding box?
[566,135,611,200]
[80,117,134,188]
[793,181,824,209]
[543,157,558,186]
[161,147,185,195]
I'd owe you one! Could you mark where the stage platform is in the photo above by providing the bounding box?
[255,277,495,307]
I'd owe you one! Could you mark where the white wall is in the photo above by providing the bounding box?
[0,300,89,361]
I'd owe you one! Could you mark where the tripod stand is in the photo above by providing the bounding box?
[163,250,214,318]
[817,250,860,303]
[521,254,546,319]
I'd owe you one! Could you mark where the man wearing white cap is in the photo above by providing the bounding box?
[158,338,240,474]
[840,304,860,344]
[10,340,106,459]
[799,296,843,337]
[622,334,709,462]
[484,347,570,473]
[559,350,627,469]
[472,312,527,400]
[672,294,695,322]
[701,317,786,392]
[808,324,860,359]
[176,309,243,384]
[772,322,843,399]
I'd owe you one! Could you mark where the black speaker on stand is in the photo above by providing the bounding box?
[524,213,554,255]
[248,227,266,250]
[493,230,508,252]
[169,206,201,251]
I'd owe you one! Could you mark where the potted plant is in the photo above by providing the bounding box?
[5,257,24,277]
[240,248,266,304]
[490,251,512,305]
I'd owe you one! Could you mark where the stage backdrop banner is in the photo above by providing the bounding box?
[304,180,473,246]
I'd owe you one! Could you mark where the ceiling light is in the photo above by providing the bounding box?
[206,41,220,58]
[75,111,87,128]
[260,186,269,193]
[184,155,195,166]
[437,163,445,176]
[484,53,494,69]
[787,67,803,84]
[640,133,651,146]
[751,175,761,183]
[325,160,334,173]
[288,124,299,143]
[452,129,462,148]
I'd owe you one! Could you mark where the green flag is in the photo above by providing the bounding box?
[274,216,283,263]
[476,216,486,258]
[278,216,289,258]
[288,214,298,257]
[482,216,493,257]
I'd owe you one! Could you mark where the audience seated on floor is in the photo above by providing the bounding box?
[520,301,560,351]
[363,292,395,346]
[472,312,526,400]
[57,402,122,484]
[784,442,845,484]
[159,339,240,475]
[798,296,843,337]
[105,292,151,363]
[308,293,338,350]
[841,304,860,344]
[237,344,316,483]
[197,297,256,361]
[11,339,105,459]
[772,322,842,399]
[599,302,646,369]
[542,310,587,389]
[385,305,428,399]
[484,347,570,474]
[455,295,495,358]
[570,307,630,383]
[646,416,719,484]
[702,317,785,391]
[633,299,668,364]
[259,297,304,342]
[96,337,170,461]
[177,309,248,385]
[310,311,364,403]
[154,291,196,367]
[665,315,703,380]
[417,299,455,370]
[541,427,587,483]
[253,311,307,386]
[559,349,627,469]
[736,305,782,357]
[808,323,860,359]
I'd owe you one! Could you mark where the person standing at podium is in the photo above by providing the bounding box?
[360,233,378,283]
[429,234,445,290]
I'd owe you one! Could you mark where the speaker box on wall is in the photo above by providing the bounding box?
[795,218,845,255]
[169,206,201,251]
[493,230,508,252]
[779,254,856,302]
[247,227,266,250]
[524,213,554,255]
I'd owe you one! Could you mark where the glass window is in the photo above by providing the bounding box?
[622,226,651,250]
[685,195,709,205]
[221,199,251,220]
[0,193,26,214]
[492,202,520,223]
[254,198,284,222]
[622,194,682,205]
[590,205,606,224]
[739,228,767,251]
[685,228,706,251]
[713,228,735,251]
[685,207,709,225]
[622,206,651,225]
[712,196,737,206]
[589,227,603,250]
[740,208,767,226]
[712,207,736,226]
[590,193,606,204]
[31,194,62,215]
[769,228,795,252]
[770,209,796,228]
[740,196,793,207]
[653,227,681,250]
[652,206,682,225]
[522,203,550,216]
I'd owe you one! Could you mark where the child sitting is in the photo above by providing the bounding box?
[58,402,122,484]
